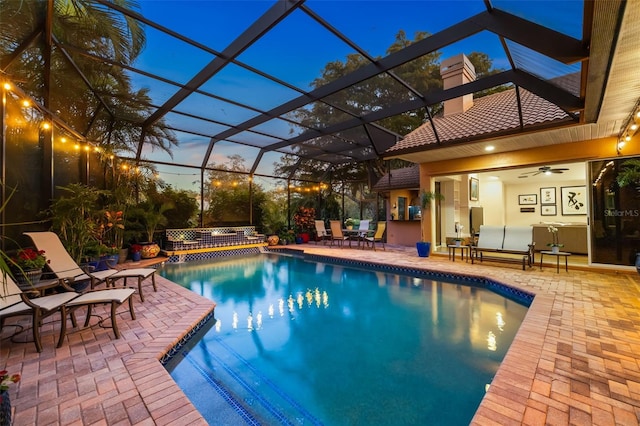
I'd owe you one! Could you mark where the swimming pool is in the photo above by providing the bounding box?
[159,253,529,425]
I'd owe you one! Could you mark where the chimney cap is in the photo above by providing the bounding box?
[440,53,476,78]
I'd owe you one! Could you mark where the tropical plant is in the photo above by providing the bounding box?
[0,0,177,158]
[141,201,174,243]
[46,183,109,263]
[616,159,640,189]
[0,183,17,295]
[293,206,315,234]
[419,189,444,242]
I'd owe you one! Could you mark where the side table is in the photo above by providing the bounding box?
[447,244,470,262]
[540,250,571,273]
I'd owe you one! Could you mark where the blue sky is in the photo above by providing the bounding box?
[129,1,583,189]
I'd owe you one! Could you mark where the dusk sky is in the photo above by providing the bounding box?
[124,1,583,189]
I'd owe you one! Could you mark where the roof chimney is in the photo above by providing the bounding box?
[440,53,476,117]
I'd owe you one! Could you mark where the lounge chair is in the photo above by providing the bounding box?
[364,221,386,251]
[329,221,349,247]
[24,231,157,301]
[0,273,135,352]
[1,273,77,352]
[314,220,331,244]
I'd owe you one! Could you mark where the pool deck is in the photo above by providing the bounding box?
[2,244,640,425]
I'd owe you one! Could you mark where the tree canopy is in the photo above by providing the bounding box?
[0,0,177,157]
[277,30,502,189]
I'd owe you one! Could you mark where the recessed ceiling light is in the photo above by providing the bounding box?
[485,145,495,152]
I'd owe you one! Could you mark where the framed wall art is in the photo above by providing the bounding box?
[541,205,557,216]
[540,187,556,205]
[518,194,537,205]
[561,185,587,215]
[469,177,479,201]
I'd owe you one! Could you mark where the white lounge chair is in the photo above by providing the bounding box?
[0,273,135,352]
[25,231,157,301]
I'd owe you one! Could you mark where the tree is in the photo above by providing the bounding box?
[0,0,178,157]
[203,155,266,227]
[276,30,500,194]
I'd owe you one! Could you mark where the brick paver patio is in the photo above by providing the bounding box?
[2,245,640,425]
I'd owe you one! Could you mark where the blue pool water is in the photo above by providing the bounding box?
[159,253,529,425]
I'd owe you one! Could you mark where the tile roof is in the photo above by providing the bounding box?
[372,164,420,191]
[385,80,576,155]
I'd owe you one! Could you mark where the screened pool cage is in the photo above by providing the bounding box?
[1,0,593,250]
[1,82,387,250]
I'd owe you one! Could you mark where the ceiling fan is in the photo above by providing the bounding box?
[518,166,569,178]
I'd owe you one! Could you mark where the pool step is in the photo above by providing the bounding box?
[175,334,323,425]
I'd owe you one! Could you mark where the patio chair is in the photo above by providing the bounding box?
[356,220,371,247]
[1,273,77,352]
[314,220,331,244]
[364,221,386,251]
[329,221,349,247]
[0,273,135,352]
[24,231,157,302]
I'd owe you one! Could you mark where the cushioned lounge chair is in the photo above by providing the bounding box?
[1,273,77,352]
[0,273,135,351]
[24,231,157,301]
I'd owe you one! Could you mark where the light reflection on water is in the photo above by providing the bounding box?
[160,253,528,425]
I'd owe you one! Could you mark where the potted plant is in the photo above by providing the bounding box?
[278,229,295,245]
[130,200,173,258]
[129,244,143,262]
[0,369,21,425]
[344,218,356,230]
[9,248,48,287]
[293,206,315,243]
[454,224,464,247]
[547,225,564,254]
[416,189,444,257]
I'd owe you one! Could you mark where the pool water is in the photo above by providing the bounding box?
[159,253,528,425]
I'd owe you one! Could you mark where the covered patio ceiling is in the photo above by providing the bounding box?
[1,0,636,187]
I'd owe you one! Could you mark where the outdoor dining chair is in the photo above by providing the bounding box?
[364,222,386,251]
[314,220,331,244]
[329,221,349,247]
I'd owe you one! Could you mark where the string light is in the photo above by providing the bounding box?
[618,98,640,155]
